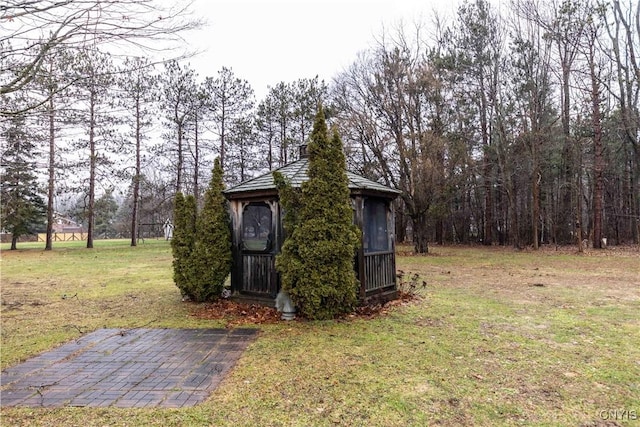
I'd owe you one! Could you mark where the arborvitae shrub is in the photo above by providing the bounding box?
[190,159,232,302]
[171,192,196,297]
[171,159,232,302]
[275,106,360,320]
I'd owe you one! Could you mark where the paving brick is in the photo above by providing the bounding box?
[1,328,257,408]
[0,389,35,405]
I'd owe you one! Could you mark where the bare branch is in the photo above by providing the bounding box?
[1,0,203,103]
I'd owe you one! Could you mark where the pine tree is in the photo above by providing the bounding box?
[94,189,119,239]
[190,159,232,302]
[0,113,46,250]
[171,192,197,297]
[275,106,360,319]
[68,48,117,249]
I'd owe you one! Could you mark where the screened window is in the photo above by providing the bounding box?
[364,199,389,253]
[242,203,272,251]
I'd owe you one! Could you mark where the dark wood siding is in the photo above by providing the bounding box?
[241,253,277,296]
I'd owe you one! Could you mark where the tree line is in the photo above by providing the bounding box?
[2,0,639,252]
[335,0,639,251]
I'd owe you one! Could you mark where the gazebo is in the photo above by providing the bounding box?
[223,146,401,307]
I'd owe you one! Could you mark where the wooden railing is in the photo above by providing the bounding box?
[363,251,395,292]
[239,251,396,299]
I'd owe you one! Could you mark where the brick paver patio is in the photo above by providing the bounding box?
[0,328,259,408]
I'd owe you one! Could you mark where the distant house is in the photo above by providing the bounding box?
[224,145,401,307]
[34,213,87,242]
[52,213,84,234]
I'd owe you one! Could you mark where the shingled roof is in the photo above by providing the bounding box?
[224,158,400,198]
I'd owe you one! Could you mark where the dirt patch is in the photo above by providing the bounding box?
[1,300,49,311]
[399,245,640,308]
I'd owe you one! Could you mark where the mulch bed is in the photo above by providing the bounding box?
[189,291,417,327]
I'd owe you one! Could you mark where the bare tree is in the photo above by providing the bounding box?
[334,22,451,253]
[510,0,555,249]
[605,0,640,243]
[543,0,589,245]
[579,3,607,249]
[1,0,202,112]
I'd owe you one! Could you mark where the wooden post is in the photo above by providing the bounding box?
[354,196,366,300]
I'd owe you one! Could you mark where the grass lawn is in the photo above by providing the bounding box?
[1,240,639,426]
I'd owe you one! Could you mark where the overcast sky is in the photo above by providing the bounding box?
[182,0,461,100]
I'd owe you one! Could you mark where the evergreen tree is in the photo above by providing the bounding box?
[275,106,360,320]
[117,56,158,247]
[190,159,232,302]
[67,48,118,249]
[94,189,119,239]
[171,192,197,297]
[0,113,46,250]
[202,67,255,174]
[159,60,198,194]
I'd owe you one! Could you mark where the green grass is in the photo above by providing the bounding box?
[0,239,218,369]
[1,240,639,426]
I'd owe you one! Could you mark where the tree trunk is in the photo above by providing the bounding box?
[480,76,493,246]
[130,173,139,246]
[560,62,574,245]
[394,200,407,243]
[268,133,273,170]
[412,213,429,254]
[45,90,55,251]
[506,186,520,249]
[483,164,493,245]
[176,122,183,194]
[220,104,226,170]
[609,0,639,244]
[435,219,444,246]
[576,137,584,253]
[87,90,96,249]
[193,114,199,199]
[591,65,604,249]
[11,235,17,250]
[130,91,141,247]
[532,139,541,249]
[632,159,640,244]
